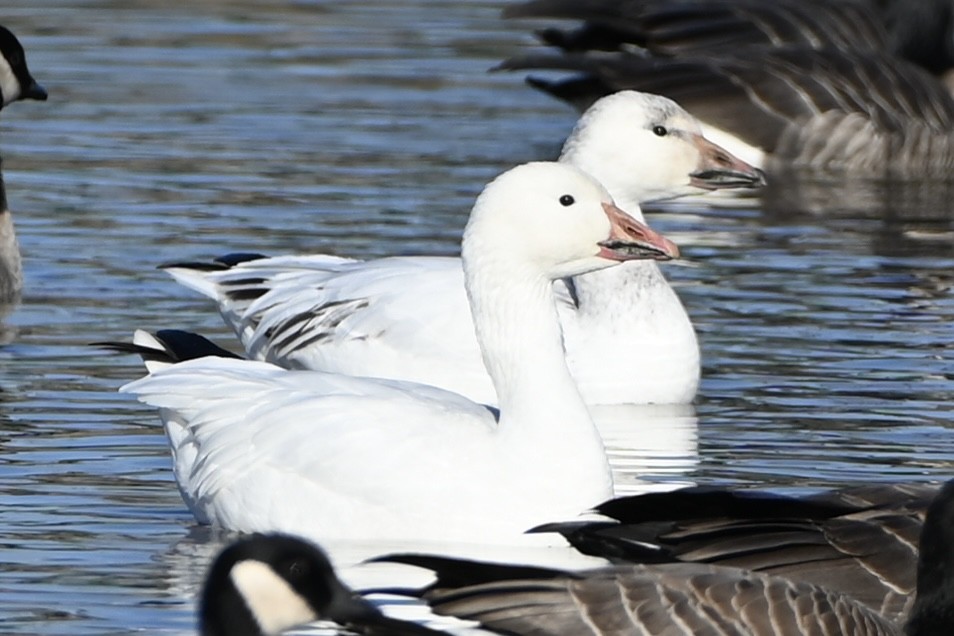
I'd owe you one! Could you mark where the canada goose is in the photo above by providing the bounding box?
[0,24,47,302]
[195,481,954,634]
[501,0,954,178]
[200,533,443,636]
[532,481,937,623]
[377,479,954,635]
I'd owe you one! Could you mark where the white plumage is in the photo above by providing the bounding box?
[166,91,762,405]
[123,162,680,543]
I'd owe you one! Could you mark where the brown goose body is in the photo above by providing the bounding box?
[533,482,937,624]
[377,480,954,635]
[502,0,954,177]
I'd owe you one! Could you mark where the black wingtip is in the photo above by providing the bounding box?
[91,339,179,366]
[159,252,270,271]
[527,519,617,534]
[153,329,243,361]
[90,340,148,355]
[595,486,868,524]
[91,330,240,364]
[371,553,568,590]
[214,252,270,267]
[525,75,607,110]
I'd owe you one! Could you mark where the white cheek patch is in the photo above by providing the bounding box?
[230,560,319,635]
[0,53,19,106]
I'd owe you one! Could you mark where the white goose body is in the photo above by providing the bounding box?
[123,162,680,543]
[167,91,761,406]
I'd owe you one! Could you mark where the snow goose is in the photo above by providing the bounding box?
[0,25,47,302]
[533,482,937,623]
[378,478,954,636]
[119,162,680,543]
[164,91,762,406]
[200,533,442,636]
[502,1,954,177]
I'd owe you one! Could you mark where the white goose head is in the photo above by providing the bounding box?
[463,161,678,281]
[0,25,46,109]
[560,90,764,208]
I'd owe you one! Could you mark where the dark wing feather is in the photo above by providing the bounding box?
[803,482,939,509]
[538,483,933,623]
[502,0,954,175]
[421,562,898,636]
[94,330,241,364]
[631,1,888,56]
[502,46,954,161]
[506,0,889,55]
[501,51,794,152]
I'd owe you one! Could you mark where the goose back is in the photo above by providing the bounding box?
[537,483,937,623]
[502,0,954,176]
[502,47,954,176]
[505,0,889,56]
[382,555,899,636]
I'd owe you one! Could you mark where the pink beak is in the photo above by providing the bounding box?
[597,202,680,262]
[689,133,766,190]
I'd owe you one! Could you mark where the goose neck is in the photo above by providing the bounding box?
[462,252,598,439]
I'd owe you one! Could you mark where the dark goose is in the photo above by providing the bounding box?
[379,479,954,636]
[0,24,47,303]
[500,0,954,179]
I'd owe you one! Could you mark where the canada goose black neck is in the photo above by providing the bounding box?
[907,480,954,635]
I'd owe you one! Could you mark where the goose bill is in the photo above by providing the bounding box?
[598,202,679,262]
[689,134,766,189]
[23,80,47,101]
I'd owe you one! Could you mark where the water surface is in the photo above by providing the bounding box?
[2,1,953,633]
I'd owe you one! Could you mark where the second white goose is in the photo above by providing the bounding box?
[165,91,762,406]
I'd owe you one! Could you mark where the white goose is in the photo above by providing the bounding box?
[121,162,680,544]
[165,91,762,406]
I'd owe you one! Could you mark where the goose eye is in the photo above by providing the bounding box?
[652,125,668,137]
[559,195,575,207]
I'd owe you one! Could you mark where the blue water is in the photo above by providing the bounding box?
[2,1,953,633]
